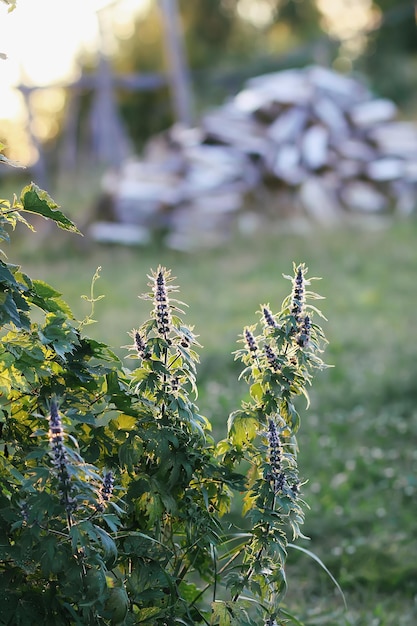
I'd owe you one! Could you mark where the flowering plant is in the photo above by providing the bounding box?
[0,183,333,624]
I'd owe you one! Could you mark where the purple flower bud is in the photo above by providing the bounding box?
[134,330,150,359]
[267,418,285,493]
[297,314,312,348]
[97,471,115,511]
[153,269,171,336]
[262,306,278,329]
[264,344,280,372]
[48,400,76,514]
[244,327,258,355]
[291,264,305,327]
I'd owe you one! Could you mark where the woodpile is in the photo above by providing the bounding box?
[91,65,417,248]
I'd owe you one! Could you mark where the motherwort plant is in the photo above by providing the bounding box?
[0,177,331,624]
[215,263,328,625]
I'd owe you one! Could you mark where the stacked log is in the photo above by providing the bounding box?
[202,65,417,219]
[91,65,417,248]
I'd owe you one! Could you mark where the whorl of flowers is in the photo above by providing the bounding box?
[297,314,312,348]
[170,375,180,393]
[180,334,190,348]
[153,267,171,337]
[48,401,76,514]
[96,471,115,512]
[267,417,285,493]
[262,306,278,329]
[244,327,258,356]
[20,501,29,526]
[264,344,280,372]
[134,329,150,359]
[291,264,305,328]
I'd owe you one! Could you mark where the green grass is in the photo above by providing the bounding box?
[4,175,417,624]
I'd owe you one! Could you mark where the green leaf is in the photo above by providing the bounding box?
[211,601,232,626]
[227,410,258,447]
[0,260,19,287]
[0,291,29,329]
[38,313,79,357]
[102,514,124,533]
[19,183,82,234]
[178,580,200,604]
[93,525,118,568]
[249,382,263,402]
[134,607,162,622]
[278,607,305,625]
[31,279,73,316]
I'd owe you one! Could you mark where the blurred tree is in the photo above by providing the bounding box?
[60,0,417,159]
[360,1,417,106]
[107,0,324,148]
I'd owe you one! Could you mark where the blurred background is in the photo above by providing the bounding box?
[1,1,417,624]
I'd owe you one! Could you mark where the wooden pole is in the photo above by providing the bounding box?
[159,0,194,127]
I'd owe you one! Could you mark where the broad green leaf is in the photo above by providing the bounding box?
[31,280,63,299]
[0,292,29,328]
[0,260,19,287]
[93,524,118,568]
[31,279,73,316]
[178,580,201,604]
[19,183,81,234]
[249,382,263,402]
[116,413,137,430]
[211,601,232,626]
[227,410,258,446]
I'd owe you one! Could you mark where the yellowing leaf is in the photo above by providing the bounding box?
[227,410,258,447]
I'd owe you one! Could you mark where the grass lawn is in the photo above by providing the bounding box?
[4,174,417,624]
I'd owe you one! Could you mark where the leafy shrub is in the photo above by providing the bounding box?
[0,183,330,625]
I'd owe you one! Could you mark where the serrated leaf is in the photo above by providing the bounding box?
[20,183,82,234]
[0,261,18,287]
[0,292,27,328]
[31,279,73,316]
[102,514,123,533]
[92,524,118,568]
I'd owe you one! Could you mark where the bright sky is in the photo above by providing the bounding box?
[0,0,150,120]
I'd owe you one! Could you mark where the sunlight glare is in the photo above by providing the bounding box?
[237,0,276,29]
[316,0,381,58]
[0,0,151,119]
